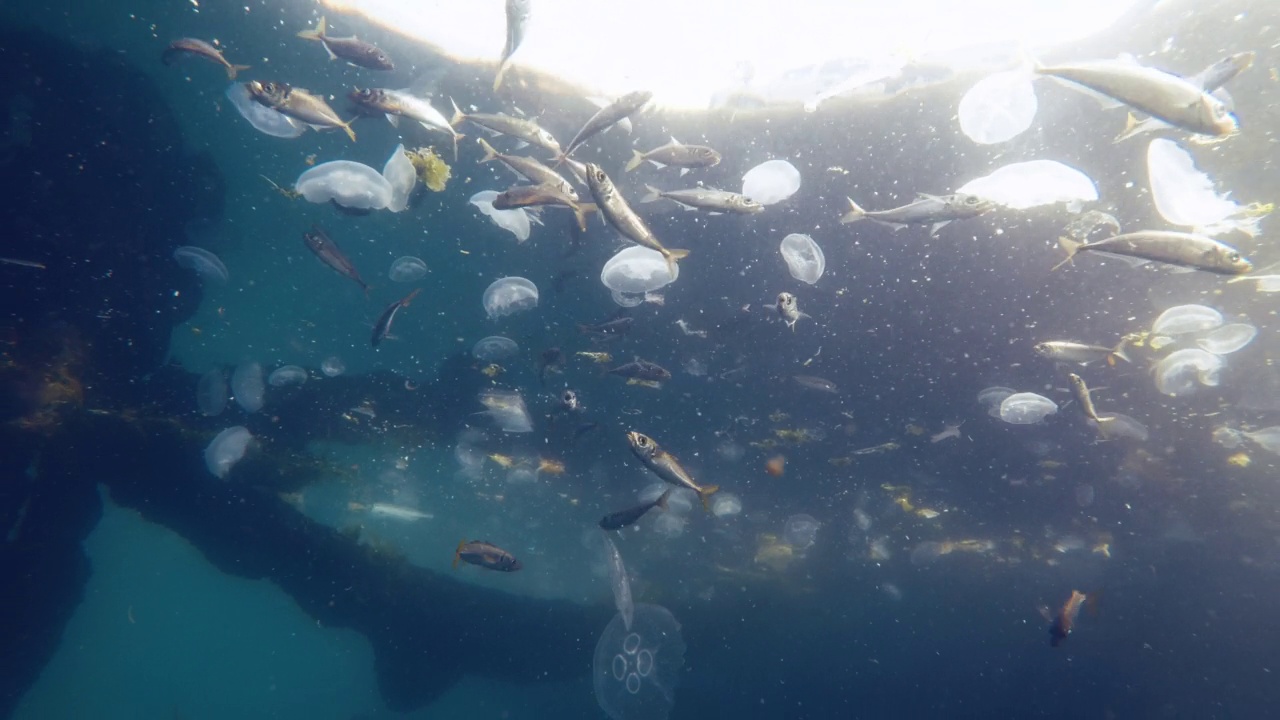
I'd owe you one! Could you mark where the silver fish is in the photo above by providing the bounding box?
[162,38,249,79]
[641,185,762,214]
[842,193,991,235]
[246,81,356,142]
[449,99,561,155]
[585,163,688,271]
[560,91,652,160]
[1055,231,1252,275]
[492,184,593,232]
[349,88,461,158]
[1114,52,1255,142]
[1067,373,1116,438]
[297,16,393,70]
[776,292,810,331]
[494,0,532,92]
[625,431,719,510]
[1034,340,1131,366]
[476,137,576,200]
[625,138,721,173]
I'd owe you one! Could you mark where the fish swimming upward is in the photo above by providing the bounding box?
[297,16,394,70]
[162,38,249,79]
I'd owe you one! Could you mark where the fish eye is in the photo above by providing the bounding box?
[965,196,980,205]
[1228,252,1241,262]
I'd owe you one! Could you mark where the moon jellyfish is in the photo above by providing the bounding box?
[469,190,532,242]
[1243,427,1280,455]
[957,69,1037,145]
[482,277,539,319]
[477,388,533,432]
[506,466,537,484]
[1095,412,1149,441]
[320,356,345,377]
[977,386,1015,417]
[652,513,686,539]
[1147,138,1260,237]
[956,160,1097,210]
[741,159,800,205]
[783,514,820,550]
[1212,425,1246,449]
[173,246,229,284]
[1075,484,1096,508]
[601,534,634,631]
[1152,304,1222,335]
[593,604,685,720]
[267,365,307,387]
[382,144,417,213]
[998,392,1058,425]
[295,161,392,211]
[204,426,251,479]
[601,246,679,294]
[1154,349,1225,396]
[611,289,645,308]
[909,541,945,566]
[779,233,825,284]
[230,361,265,413]
[196,369,228,417]
[1196,323,1257,356]
[388,256,428,283]
[641,484,694,515]
[471,335,519,361]
[710,493,742,518]
[224,82,305,139]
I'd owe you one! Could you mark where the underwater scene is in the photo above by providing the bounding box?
[3,0,1280,718]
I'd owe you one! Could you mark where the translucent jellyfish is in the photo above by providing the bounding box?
[224,82,305,139]
[593,604,686,720]
[1154,349,1225,396]
[1196,323,1257,356]
[783,514,820,550]
[1243,427,1280,455]
[741,159,800,205]
[1152,304,1222,335]
[477,388,533,432]
[507,466,537,484]
[204,426,252,479]
[295,161,393,211]
[471,336,519,361]
[267,365,308,387]
[956,160,1097,210]
[710,493,742,518]
[652,513,686,539]
[388,256,428,283]
[230,361,265,413]
[1095,412,1149,441]
[779,233,825,284]
[611,290,645,308]
[1211,425,1245,449]
[1147,138,1260,237]
[320,356,345,377]
[601,246,679,294]
[173,246,229,284]
[909,541,944,566]
[482,277,539,319]
[998,392,1058,425]
[196,369,228,417]
[977,386,1015,408]
[382,144,417,213]
[957,69,1037,145]
[641,484,695,515]
[601,534,634,631]
[470,190,532,242]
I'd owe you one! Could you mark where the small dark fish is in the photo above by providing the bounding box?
[842,193,992,235]
[560,91,653,161]
[1042,590,1089,647]
[453,539,522,571]
[493,184,594,232]
[538,347,564,385]
[1055,230,1252,275]
[246,81,356,142]
[625,139,721,173]
[599,488,671,531]
[162,38,249,79]
[304,225,368,292]
[626,431,718,510]
[372,288,421,347]
[560,389,582,413]
[494,0,532,92]
[297,16,394,70]
[608,359,671,383]
[793,375,838,394]
[578,316,634,337]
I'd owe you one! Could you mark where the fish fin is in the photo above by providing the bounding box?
[452,132,463,163]
[624,149,646,173]
[1113,112,1140,143]
[476,136,499,163]
[572,204,589,233]
[1109,338,1132,365]
[641,184,662,204]
[841,197,866,224]
[698,485,720,512]
[385,113,400,128]
[513,140,529,150]
[453,539,466,569]
[670,136,682,146]
[226,64,250,80]
[655,488,672,511]
[449,97,465,127]
[1052,237,1083,271]
[341,119,357,143]
[917,192,943,200]
[679,168,690,177]
[1094,416,1117,440]
[666,248,690,263]
[929,220,951,236]
[493,61,512,93]
[297,15,326,41]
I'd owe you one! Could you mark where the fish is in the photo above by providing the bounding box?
[585,163,689,272]
[625,138,722,173]
[493,0,532,92]
[1067,373,1116,437]
[453,539,522,571]
[161,38,249,79]
[1055,231,1252,275]
[348,88,462,159]
[841,193,992,235]
[625,432,719,510]
[297,16,394,70]
[449,100,561,156]
[1036,59,1236,136]
[538,347,563,385]
[1042,590,1089,647]
[577,315,634,337]
[0,257,46,270]
[599,488,671,531]
[559,389,582,413]
[608,359,671,383]
[348,502,434,522]
[576,351,613,364]
[776,292,809,331]
[245,81,356,142]
[303,225,368,293]
[793,375,838,394]
[1114,52,1255,142]
[930,423,964,443]
[1034,340,1131,366]
[475,137,577,200]
[641,185,763,214]
[492,184,594,232]
[371,288,421,347]
[559,91,653,161]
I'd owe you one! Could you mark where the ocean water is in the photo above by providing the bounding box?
[4,0,1280,718]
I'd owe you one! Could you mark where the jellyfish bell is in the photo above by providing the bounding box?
[204,426,252,479]
[1147,138,1260,237]
[388,256,428,282]
[231,361,265,413]
[1154,348,1224,396]
[1152,304,1222,335]
[783,514,820,550]
[471,335,519,361]
[173,246,229,284]
[779,233,825,284]
[225,82,305,138]
[956,160,1097,210]
[742,159,800,205]
[382,143,417,213]
[958,69,1038,145]
[477,388,533,432]
[320,356,345,377]
[1196,323,1256,356]
[600,245,679,294]
[196,369,228,417]
[469,190,532,242]
[295,160,393,210]
[267,365,308,387]
[998,392,1057,424]
[710,493,743,518]
[593,604,686,720]
[482,277,539,319]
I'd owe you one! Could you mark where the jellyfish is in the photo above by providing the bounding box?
[710,493,742,518]
[1196,323,1256,356]
[382,144,417,213]
[600,246,679,294]
[641,483,694,515]
[224,82,305,139]
[977,386,1015,416]
[230,361,265,413]
[471,336,519,361]
[204,426,252,479]
[611,289,645,308]
[1094,413,1149,441]
[477,388,533,432]
[173,246,229,284]
[783,514,820,550]
[741,159,800,205]
[295,160,393,210]
[956,160,1097,210]
[957,69,1037,145]
[320,356,345,377]
[998,392,1057,424]
[482,277,539,319]
[593,604,686,720]
[267,365,308,387]
[601,534,634,631]
[909,541,945,566]
[779,233,825,284]
[1147,138,1260,237]
[469,190,532,242]
[1243,427,1280,455]
[389,256,428,283]
[1154,349,1224,396]
[1152,304,1222,335]
[652,513,686,539]
[196,368,228,417]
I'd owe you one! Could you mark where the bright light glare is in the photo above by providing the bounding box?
[325,0,1144,109]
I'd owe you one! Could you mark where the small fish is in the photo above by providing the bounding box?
[626,432,719,510]
[599,488,671,531]
[488,453,517,468]
[1034,340,1131,366]
[297,16,394,70]
[1067,373,1116,437]
[475,137,577,200]
[538,347,563,385]
[0,257,46,270]
[625,138,721,173]
[449,100,561,156]
[303,225,368,293]
[349,88,462,159]
[493,184,594,232]
[371,288,421,347]
[641,185,763,214]
[577,315,634,337]
[560,389,582,413]
[162,38,249,79]
[608,359,671,383]
[1042,590,1089,647]
[930,423,964,443]
[349,502,434,522]
[842,193,992,235]
[537,457,565,475]
[585,163,688,272]
[776,292,810,331]
[1113,52,1254,142]
[245,81,356,142]
[1055,231,1252,275]
[576,351,613,364]
[453,539,522,571]
[793,375,838,393]
[560,91,653,161]
[494,0,532,92]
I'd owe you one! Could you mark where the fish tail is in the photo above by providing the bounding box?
[453,539,466,569]
[1052,237,1082,271]
[698,485,720,512]
[297,15,326,41]
[572,204,589,233]
[840,197,866,224]
[226,64,251,80]
[549,152,566,170]
[401,288,422,306]
[663,248,689,276]
[493,62,511,93]
[624,150,647,173]
[655,488,672,512]
[341,118,357,143]
[1108,338,1132,365]
[452,132,463,163]
[1094,416,1117,439]
[1113,112,1141,143]
[449,97,465,127]
[640,184,662,204]
[476,137,499,163]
